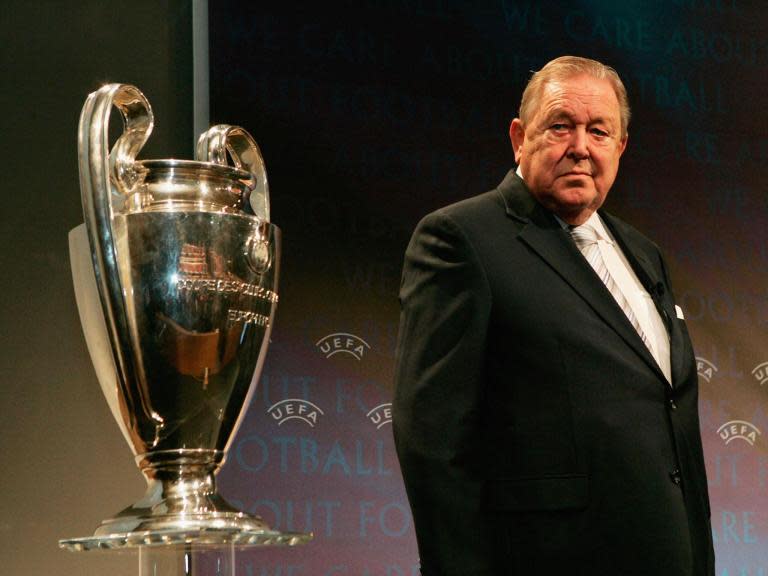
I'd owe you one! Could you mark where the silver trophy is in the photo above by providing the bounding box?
[60,84,311,550]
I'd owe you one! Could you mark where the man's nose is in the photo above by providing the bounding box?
[567,127,589,160]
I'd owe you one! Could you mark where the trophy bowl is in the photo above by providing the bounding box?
[60,84,311,550]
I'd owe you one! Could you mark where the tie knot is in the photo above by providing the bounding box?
[569,223,598,248]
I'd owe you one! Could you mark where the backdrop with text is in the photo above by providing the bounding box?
[209,2,767,574]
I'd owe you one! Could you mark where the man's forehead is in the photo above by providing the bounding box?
[537,76,620,119]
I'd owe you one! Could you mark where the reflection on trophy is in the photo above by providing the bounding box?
[60,84,311,550]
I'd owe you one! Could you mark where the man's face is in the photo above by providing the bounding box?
[509,74,628,225]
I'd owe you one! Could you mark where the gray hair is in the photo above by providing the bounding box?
[519,55,630,137]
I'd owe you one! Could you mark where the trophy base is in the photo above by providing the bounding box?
[59,472,312,551]
[59,525,310,551]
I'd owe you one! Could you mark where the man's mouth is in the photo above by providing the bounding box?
[559,171,592,178]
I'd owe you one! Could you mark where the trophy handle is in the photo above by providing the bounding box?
[69,224,137,455]
[196,125,270,221]
[78,84,155,440]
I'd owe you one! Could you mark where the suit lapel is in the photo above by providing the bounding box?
[496,172,668,384]
[601,212,689,388]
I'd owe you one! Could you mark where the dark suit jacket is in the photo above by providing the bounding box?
[393,171,714,576]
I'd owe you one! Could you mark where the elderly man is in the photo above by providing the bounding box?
[393,56,714,575]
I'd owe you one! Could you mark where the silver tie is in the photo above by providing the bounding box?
[570,223,653,351]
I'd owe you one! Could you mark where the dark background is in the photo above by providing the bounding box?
[1,1,766,574]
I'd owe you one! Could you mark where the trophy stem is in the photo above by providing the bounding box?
[140,453,229,515]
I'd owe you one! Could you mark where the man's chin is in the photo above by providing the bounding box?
[546,189,602,224]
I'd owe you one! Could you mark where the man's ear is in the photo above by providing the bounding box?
[618,132,628,157]
[509,118,525,164]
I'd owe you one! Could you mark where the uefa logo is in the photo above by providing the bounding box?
[696,357,718,383]
[316,332,371,360]
[751,362,768,386]
[716,420,761,446]
[267,398,325,427]
[366,403,393,429]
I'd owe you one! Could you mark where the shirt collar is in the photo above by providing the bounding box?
[554,209,613,246]
[583,211,613,244]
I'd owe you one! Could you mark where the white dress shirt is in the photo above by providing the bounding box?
[581,212,671,384]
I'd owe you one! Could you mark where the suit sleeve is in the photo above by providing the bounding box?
[393,210,496,576]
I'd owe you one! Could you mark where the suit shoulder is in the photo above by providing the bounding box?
[602,211,662,253]
[406,189,505,269]
[419,189,504,231]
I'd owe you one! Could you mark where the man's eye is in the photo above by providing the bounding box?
[550,123,569,132]
[590,128,609,138]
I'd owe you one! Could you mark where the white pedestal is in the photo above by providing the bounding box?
[138,544,236,576]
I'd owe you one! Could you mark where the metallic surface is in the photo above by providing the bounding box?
[196,124,270,221]
[61,83,310,550]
